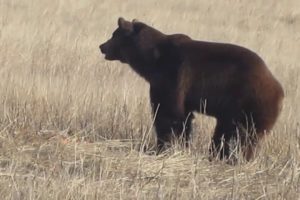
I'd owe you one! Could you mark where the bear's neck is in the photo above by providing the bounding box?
[128,62,160,84]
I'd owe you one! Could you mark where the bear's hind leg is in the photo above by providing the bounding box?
[174,112,195,147]
[209,120,234,160]
[238,124,265,161]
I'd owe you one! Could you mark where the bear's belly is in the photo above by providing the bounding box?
[185,92,240,118]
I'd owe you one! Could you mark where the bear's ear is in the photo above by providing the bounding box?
[132,19,139,23]
[132,21,144,34]
[118,17,133,33]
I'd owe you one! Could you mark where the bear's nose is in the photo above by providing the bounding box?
[99,44,106,54]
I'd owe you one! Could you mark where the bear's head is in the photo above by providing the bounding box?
[100,17,190,82]
[100,17,166,65]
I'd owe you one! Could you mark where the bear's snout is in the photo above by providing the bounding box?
[99,43,107,54]
[99,42,116,61]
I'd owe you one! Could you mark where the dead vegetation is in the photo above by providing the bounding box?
[0,0,299,199]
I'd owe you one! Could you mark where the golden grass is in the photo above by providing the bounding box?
[0,0,299,199]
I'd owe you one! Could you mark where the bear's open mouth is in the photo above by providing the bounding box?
[104,54,115,60]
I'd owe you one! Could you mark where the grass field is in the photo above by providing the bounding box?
[0,0,299,199]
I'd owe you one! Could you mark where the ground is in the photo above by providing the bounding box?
[0,0,299,199]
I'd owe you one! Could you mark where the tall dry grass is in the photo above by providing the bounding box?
[0,0,299,199]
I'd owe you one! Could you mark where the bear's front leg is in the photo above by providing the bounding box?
[154,111,194,152]
[150,85,191,153]
[153,113,178,151]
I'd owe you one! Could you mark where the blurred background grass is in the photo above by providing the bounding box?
[0,0,299,199]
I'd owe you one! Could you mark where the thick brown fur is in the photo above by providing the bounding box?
[100,17,284,161]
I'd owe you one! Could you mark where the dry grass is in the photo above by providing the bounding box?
[0,0,299,199]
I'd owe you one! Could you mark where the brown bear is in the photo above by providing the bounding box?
[99,17,284,161]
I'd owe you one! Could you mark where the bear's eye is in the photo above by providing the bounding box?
[112,28,122,37]
[112,30,119,38]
